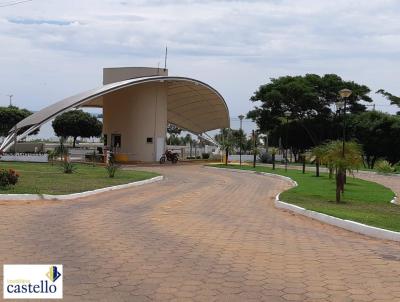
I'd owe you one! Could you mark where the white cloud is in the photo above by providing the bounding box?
[0,0,399,122]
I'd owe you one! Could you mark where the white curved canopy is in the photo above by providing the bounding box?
[1,76,229,151]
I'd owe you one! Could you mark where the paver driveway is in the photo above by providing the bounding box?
[1,164,400,302]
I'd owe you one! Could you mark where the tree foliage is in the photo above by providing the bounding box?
[376,89,400,114]
[0,106,38,137]
[311,140,363,202]
[52,110,102,147]
[348,111,400,167]
[167,124,182,135]
[247,74,372,149]
[317,140,363,175]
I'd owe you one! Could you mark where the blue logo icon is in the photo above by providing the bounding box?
[46,266,61,282]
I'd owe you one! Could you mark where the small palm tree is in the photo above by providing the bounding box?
[47,149,58,166]
[313,140,363,202]
[215,128,235,165]
[310,145,325,177]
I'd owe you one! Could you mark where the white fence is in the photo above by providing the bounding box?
[228,155,259,162]
[0,153,49,163]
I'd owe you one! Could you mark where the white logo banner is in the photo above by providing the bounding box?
[3,265,63,299]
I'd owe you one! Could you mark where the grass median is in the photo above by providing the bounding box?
[209,164,399,232]
[0,162,159,195]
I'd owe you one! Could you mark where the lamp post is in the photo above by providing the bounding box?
[238,115,244,167]
[252,129,257,168]
[337,89,352,158]
[284,111,291,172]
[335,88,352,202]
[6,94,13,107]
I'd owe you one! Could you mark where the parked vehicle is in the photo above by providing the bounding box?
[160,150,179,164]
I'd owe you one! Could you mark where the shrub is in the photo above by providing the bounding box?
[47,149,59,165]
[375,160,395,174]
[106,162,119,178]
[258,151,272,163]
[61,161,76,174]
[0,169,20,187]
[196,156,201,159]
[393,162,400,173]
[202,153,210,160]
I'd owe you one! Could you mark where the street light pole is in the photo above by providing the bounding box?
[336,88,352,202]
[252,130,256,168]
[342,97,346,158]
[284,111,291,172]
[238,115,244,167]
[6,94,13,107]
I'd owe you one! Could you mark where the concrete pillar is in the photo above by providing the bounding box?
[102,67,168,162]
[102,82,167,162]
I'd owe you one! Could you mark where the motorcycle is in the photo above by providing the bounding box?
[160,150,179,164]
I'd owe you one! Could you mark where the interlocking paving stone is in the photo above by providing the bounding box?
[0,164,400,301]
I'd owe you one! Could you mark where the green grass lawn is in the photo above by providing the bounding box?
[0,162,159,195]
[210,164,400,231]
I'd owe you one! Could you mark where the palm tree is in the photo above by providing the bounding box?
[183,134,193,157]
[215,128,235,165]
[310,145,325,177]
[313,140,363,202]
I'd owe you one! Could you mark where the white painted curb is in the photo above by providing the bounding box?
[206,165,400,242]
[204,166,298,187]
[0,176,163,201]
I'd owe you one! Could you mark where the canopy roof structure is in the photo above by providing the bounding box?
[0,76,229,152]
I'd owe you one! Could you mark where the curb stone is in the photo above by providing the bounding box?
[0,176,164,201]
[205,165,400,242]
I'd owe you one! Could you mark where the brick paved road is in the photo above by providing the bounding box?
[1,165,400,302]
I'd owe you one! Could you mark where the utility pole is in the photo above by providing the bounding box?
[164,45,168,70]
[6,94,13,106]
[252,130,256,168]
[238,115,244,167]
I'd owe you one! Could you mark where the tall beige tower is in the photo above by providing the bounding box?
[102,67,168,162]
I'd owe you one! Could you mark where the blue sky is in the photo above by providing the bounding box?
[0,0,399,137]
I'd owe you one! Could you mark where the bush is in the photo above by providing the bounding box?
[375,160,395,174]
[196,156,201,159]
[258,151,272,163]
[202,153,210,160]
[0,169,20,187]
[106,162,119,178]
[393,162,400,173]
[61,161,76,174]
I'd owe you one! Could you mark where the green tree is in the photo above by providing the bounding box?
[215,128,235,165]
[247,74,372,149]
[309,145,325,177]
[167,134,185,145]
[314,141,363,203]
[167,124,182,135]
[348,111,400,167]
[0,106,38,137]
[376,89,400,114]
[52,110,102,148]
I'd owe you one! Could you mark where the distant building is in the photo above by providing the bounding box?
[1,67,230,162]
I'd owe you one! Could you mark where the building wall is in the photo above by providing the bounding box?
[103,67,168,85]
[102,82,167,162]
